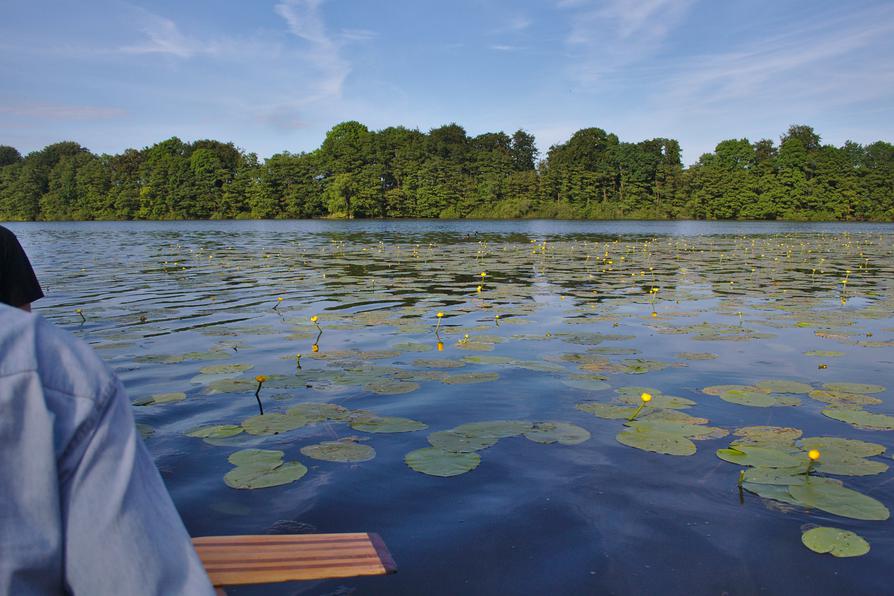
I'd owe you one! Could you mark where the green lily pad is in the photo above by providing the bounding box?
[413,358,466,369]
[224,461,307,489]
[576,403,638,419]
[523,422,591,445]
[452,420,534,439]
[733,426,803,445]
[703,384,754,396]
[798,437,885,458]
[675,352,718,360]
[286,403,352,421]
[742,482,803,506]
[716,445,804,468]
[788,477,890,520]
[228,449,286,468]
[617,393,695,410]
[187,425,244,439]
[405,448,481,477]
[364,380,420,395]
[804,351,844,357]
[199,363,254,375]
[391,342,434,353]
[743,466,807,486]
[441,372,500,384]
[822,408,894,430]
[204,378,257,395]
[754,379,813,394]
[133,392,186,406]
[136,423,155,439]
[808,390,882,406]
[300,441,375,463]
[801,527,870,557]
[822,383,885,394]
[627,419,727,440]
[350,415,428,433]
[427,430,499,453]
[717,389,800,408]
[616,427,696,456]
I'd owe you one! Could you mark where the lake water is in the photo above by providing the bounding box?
[8,219,894,595]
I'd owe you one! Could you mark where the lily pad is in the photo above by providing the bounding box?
[733,426,803,445]
[428,430,499,453]
[576,403,638,419]
[616,427,696,456]
[788,477,890,520]
[350,415,428,433]
[242,413,308,436]
[300,441,375,463]
[133,392,186,406]
[798,437,885,458]
[199,363,254,375]
[804,351,844,357]
[561,376,611,392]
[405,448,481,477]
[801,527,870,557]
[364,380,420,395]
[441,372,500,384]
[187,425,244,439]
[287,403,352,421]
[523,422,591,445]
[822,383,885,394]
[808,390,882,407]
[754,379,813,394]
[224,461,308,489]
[822,408,894,430]
[452,420,534,439]
[742,466,807,486]
[717,389,800,408]
[716,445,803,468]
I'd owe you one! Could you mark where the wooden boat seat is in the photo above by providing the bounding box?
[192,533,396,587]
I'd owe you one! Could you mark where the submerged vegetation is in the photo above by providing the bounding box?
[2,123,894,221]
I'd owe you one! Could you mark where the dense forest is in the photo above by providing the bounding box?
[1,123,892,221]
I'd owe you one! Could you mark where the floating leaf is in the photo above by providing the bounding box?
[350,415,428,433]
[788,477,890,520]
[199,363,253,375]
[405,448,480,477]
[133,392,186,406]
[822,408,894,430]
[742,482,802,506]
[754,379,813,394]
[717,389,800,408]
[452,420,533,439]
[716,445,803,468]
[523,422,591,445]
[576,403,637,419]
[187,425,244,439]
[224,461,307,489]
[804,351,844,357]
[808,390,882,407]
[441,372,500,384]
[675,352,718,360]
[617,393,695,410]
[364,380,420,395]
[427,430,498,453]
[228,449,286,468]
[300,441,375,463]
[822,383,885,394]
[561,375,611,392]
[801,527,870,557]
[733,426,803,445]
[286,403,352,422]
[798,437,885,458]
[413,358,465,369]
[743,466,807,486]
[616,427,696,456]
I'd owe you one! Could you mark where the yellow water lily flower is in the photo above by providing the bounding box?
[255,375,268,383]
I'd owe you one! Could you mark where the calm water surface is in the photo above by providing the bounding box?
[8,220,894,595]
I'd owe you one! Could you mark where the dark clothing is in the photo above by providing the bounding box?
[0,225,44,307]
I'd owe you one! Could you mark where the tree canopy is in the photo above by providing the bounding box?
[1,123,892,221]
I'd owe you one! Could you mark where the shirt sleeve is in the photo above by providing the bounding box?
[0,227,45,307]
[61,376,215,595]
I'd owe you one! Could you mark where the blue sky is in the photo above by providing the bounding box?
[2,0,893,164]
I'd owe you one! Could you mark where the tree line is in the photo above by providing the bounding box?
[1,122,892,221]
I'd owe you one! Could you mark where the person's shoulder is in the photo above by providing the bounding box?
[0,224,15,244]
[0,306,114,402]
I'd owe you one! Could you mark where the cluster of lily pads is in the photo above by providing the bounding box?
[405,420,590,477]
[40,229,894,568]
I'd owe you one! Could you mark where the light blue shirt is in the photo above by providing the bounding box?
[0,305,215,595]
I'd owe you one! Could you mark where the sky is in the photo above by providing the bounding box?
[2,0,894,164]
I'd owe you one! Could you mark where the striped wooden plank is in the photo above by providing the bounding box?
[192,533,396,586]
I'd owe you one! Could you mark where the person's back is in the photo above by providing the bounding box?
[0,304,214,595]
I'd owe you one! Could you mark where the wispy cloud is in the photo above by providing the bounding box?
[490,44,522,52]
[661,9,894,111]
[274,0,351,100]
[561,0,695,85]
[0,103,126,120]
[120,11,203,57]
